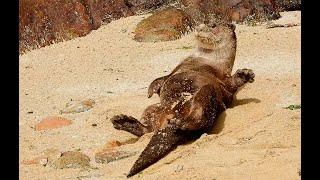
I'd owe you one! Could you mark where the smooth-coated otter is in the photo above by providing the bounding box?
[110,23,255,177]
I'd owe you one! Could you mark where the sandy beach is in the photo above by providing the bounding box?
[19,11,301,180]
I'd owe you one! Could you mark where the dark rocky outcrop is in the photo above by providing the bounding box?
[19,0,93,54]
[274,0,301,11]
[19,0,134,54]
[125,0,171,13]
[83,0,134,29]
[179,0,280,24]
[133,7,194,42]
[20,0,296,54]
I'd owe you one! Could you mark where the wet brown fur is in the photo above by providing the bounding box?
[111,23,255,177]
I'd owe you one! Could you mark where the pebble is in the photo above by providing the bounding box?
[60,99,95,114]
[103,140,122,149]
[22,157,48,166]
[91,123,97,127]
[35,116,72,131]
[95,149,136,164]
[22,148,61,166]
[50,151,90,169]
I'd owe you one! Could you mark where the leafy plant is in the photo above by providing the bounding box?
[284,104,301,110]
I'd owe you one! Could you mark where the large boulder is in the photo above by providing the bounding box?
[19,0,134,54]
[125,0,176,13]
[274,0,301,11]
[134,7,194,42]
[19,0,93,54]
[82,0,134,29]
[180,0,280,24]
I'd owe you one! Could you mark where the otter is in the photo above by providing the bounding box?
[110,23,255,177]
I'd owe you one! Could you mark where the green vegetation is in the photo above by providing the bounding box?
[284,104,301,110]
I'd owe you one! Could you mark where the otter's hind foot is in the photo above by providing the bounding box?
[111,114,148,137]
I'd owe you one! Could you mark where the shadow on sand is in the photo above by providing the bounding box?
[209,97,261,135]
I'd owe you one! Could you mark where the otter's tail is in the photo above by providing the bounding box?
[127,126,184,177]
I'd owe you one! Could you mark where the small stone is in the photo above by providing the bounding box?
[60,99,95,114]
[103,140,122,149]
[39,158,48,166]
[95,149,136,164]
[35,117,72,131]
[22,157,47,165]
[50,151,90,169]
[21,148,61,166]
[91,123,97,127]
[175,165,184,172]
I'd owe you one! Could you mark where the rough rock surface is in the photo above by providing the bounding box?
[19,0,93,54]
[274,0,301,11]
[134,7,194,42]
[126,0,175,13]
[83,0,134,29]
[180,0,280,23]
[19,0,284,53]
[19,0,134,54]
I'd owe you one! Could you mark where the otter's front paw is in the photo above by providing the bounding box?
[235,69,255,83]
[147,78,165,98]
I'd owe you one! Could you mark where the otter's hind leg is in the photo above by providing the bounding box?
[111,115,150,137]
[111,103,166,136]
[173,85,222,131]
[141,103,168,131]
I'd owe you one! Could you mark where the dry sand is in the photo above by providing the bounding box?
[19,11,301,180]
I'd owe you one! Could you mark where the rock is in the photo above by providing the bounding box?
[35,117,72,131]
[95,149,137,164]
[60,99,95,114]
[83,0,134,29]
[21,148,61,166]
[19,0,93,54]
[175,164,184,172]
[22,156,48,166]
[134,7,194,42]
[103,140,122,149]
[274,0,301,11]
[180,0,280,24]
[91,123,97,127]
[126,0,174,13]
[50,151,90,169]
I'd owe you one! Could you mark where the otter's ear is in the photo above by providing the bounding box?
[227,23,236,31]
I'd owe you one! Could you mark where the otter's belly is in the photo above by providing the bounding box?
[159,71,215,105]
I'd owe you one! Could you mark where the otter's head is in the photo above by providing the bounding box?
[194,23,236,50]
